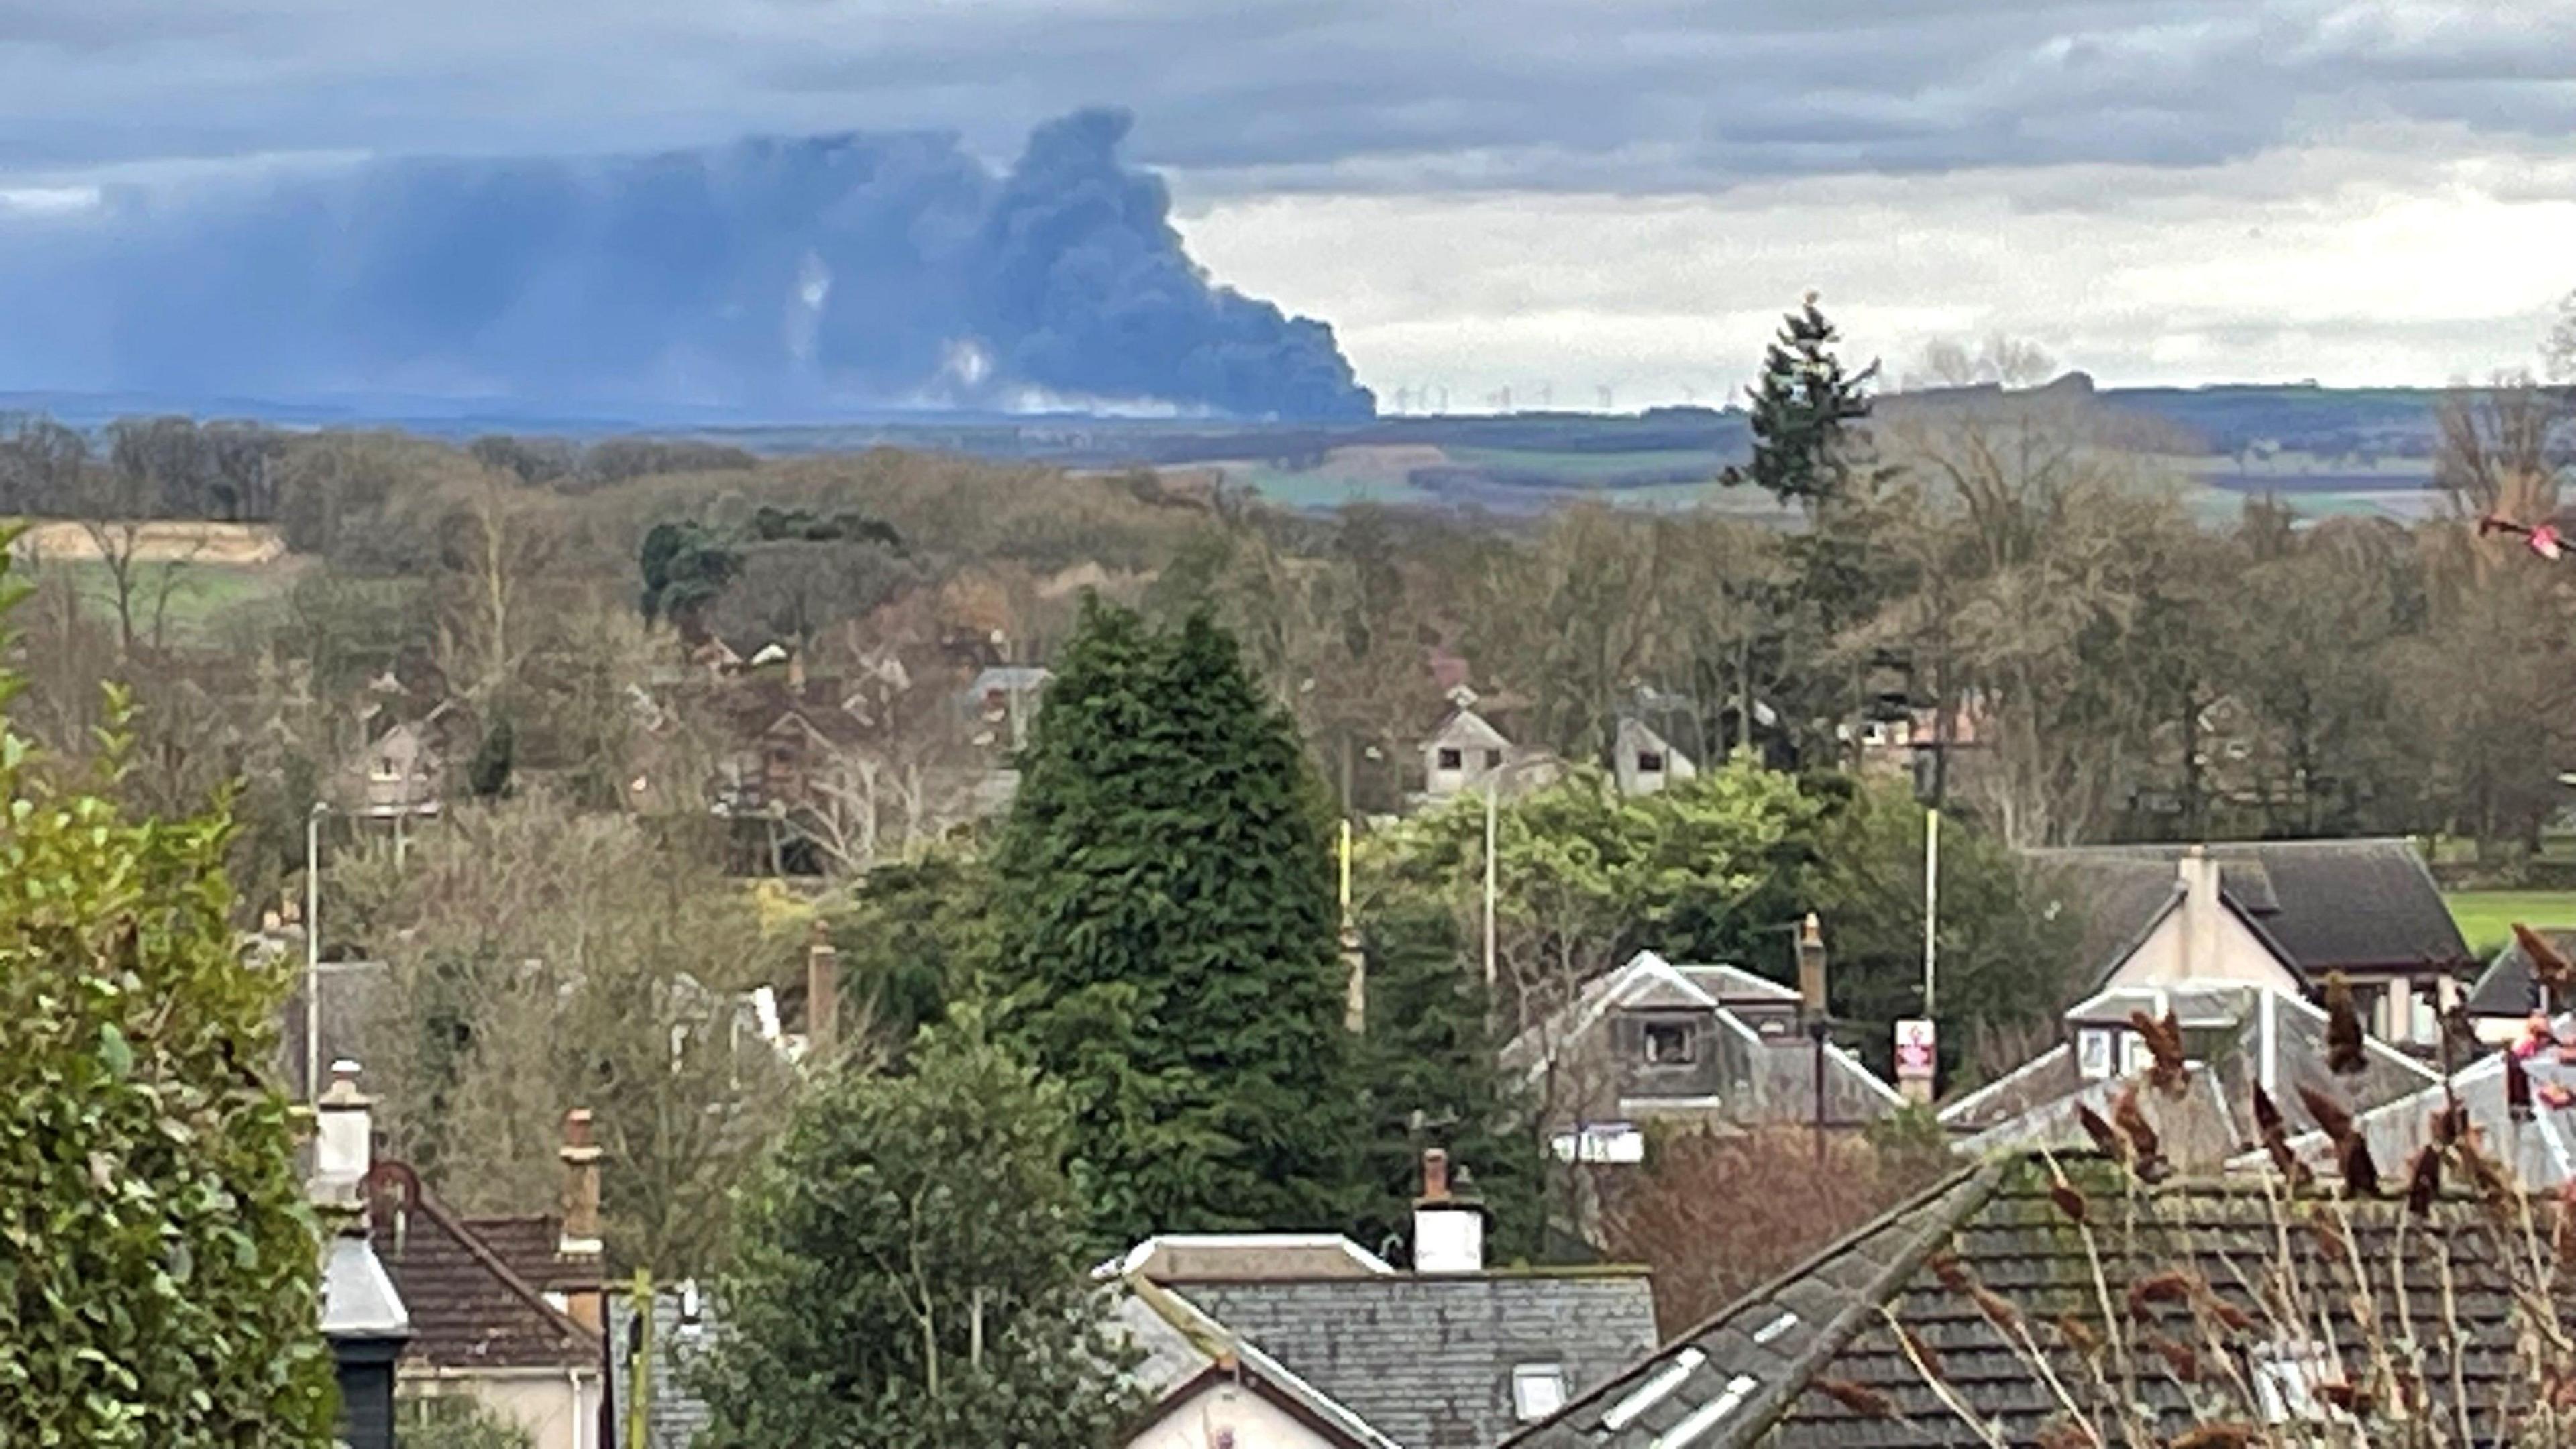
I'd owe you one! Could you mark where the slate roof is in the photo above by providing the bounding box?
[1118,1277,1397,1449]
[2029,838,2470,986]
[2466,928,2576,1018]
[362,1162,600,1373]
[1503,951,1903,1130]
[606,1287,718,1449]
[1163,1271,1660,1449]
[1515,1152,2546,1448]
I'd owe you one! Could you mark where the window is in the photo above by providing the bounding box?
[1635,750,1666,775]
[1512,1363,1569,1422]
[1483,748,1505,770]
[370,754,402,784]
[1437,747,1464,771]
[2077,1028,2114,1081]
[1644,1021,1696,1065]
[2119,1030,2153,1079]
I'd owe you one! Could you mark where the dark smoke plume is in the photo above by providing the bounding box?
[0,109,1374,421]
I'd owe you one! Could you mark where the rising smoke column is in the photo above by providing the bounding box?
[0,109,1375,421]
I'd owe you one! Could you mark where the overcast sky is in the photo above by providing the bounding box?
[3,0,2571,407]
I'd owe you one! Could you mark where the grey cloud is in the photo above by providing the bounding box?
[0,0,2570,193]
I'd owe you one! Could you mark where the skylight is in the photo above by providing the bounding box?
[1512,1362,1570,1421]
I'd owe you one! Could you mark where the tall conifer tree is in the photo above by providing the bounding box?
[993,599,1359,1248]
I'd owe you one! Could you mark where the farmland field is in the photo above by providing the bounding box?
[2445,890,2576,960]
[28,555,305,646]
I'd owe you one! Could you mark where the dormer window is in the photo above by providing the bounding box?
[1644,1021,1696,1065]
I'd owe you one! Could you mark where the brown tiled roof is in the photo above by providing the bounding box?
[1515,1151,2546,1448]
[362,1163,598,1372]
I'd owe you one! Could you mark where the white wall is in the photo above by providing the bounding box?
[1127,1379,1346,1449]
[2100,859,2301,996]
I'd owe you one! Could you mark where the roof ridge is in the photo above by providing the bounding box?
[1508,1157,2008,1447]
[370,1161,596,1354]
[1722,1157,2011,1444]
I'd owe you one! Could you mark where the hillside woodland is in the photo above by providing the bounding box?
[5,299,2573,1294]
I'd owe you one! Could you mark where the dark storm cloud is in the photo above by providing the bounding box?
[0,0,2569,191]
[0,110,1375,418]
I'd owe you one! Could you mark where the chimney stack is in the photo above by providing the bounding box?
[2176,845,2222,979]
[558,1109,606,1330]
[1411,1148,1487,1275]
[806,928,840,1061]
[310,1059,372,1220]
[1796,913,1828,1018]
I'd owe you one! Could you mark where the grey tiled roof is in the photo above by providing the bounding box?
[2029,838,2470,985]
[2467,928,2576,1018]
[1508,1164,1998,1449]
[606,1289,718,1449]
[1519,1152,2543,1448]
[1166,1272,1660,1449]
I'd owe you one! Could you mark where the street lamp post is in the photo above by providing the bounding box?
[305,802,328,1104]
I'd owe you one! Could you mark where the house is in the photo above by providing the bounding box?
[342,709,452,820]
[961,663,1053,751]
[1420,698,1527,802]
[1611,717,1697,797]
[2237,1010,2576,1189]
[1500,946,1904,1167]
[313,1065,410,1449]
[604,1154,1658,1449]
[361,1109,609,1449]
[1120,1151,1662,1449]
[2026,838,2473,1053]
[1935,979,2437,1167]
[1939,848,2441,1167]
[2463,927,2576,1044]
[1510,1150,2545,1448]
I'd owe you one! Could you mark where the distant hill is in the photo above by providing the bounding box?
[0,378,2464,518]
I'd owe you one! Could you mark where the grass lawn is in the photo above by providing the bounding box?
[2445,890,2576,960]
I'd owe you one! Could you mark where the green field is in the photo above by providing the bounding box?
[1442,446,1725,484]
[38,557,303,646]
[2445,890,2576,959]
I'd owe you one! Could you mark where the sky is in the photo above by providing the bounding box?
[2,0,2571,411]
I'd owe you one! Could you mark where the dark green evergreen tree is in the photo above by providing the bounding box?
[1729,293,1878,509]
[466,715,515,799]
[824,847,996,1054]
[1728,294,1911,765]
[1350,899,1544,1263]
[991,598,1362,1249]
[693,1023,1135,1448]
